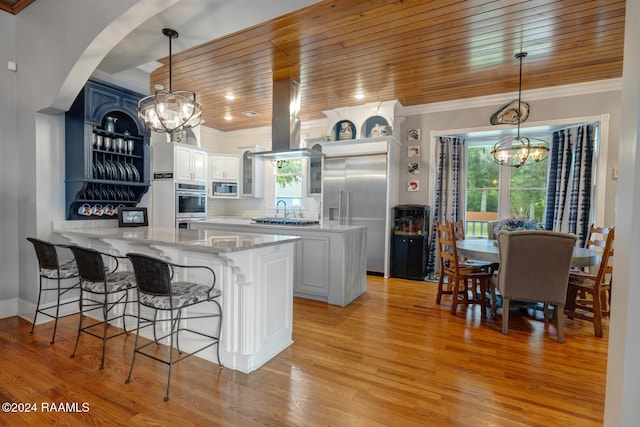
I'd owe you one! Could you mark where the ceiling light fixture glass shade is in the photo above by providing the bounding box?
[492,135,550,168]
[491,52,549,168]
[137,28,202,133]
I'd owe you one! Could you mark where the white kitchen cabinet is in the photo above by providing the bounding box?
[298,236,330,297]
[176,145,207,182]
[153,142,208,184]
[209,154,240,181]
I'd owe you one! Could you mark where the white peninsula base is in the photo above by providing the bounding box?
[192,218,368,307]
[53,222,299,374]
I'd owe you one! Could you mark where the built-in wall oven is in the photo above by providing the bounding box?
[175,183,207,222]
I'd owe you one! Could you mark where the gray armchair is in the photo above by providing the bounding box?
[496,230,577,343]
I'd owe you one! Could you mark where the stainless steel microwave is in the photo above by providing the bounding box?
[212,181,238,197]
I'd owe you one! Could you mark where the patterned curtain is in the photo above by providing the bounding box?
[544,124,595,247]
[427,136,466,276]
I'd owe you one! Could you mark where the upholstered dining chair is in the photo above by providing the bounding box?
[125,252,223,401]
[27,237,80,344]
[68,245,136,369]
[565,225,614,338]
[435,221,493,317]
[496,230,576,343]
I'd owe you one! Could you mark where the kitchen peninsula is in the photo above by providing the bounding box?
[52,221,299,374]
[192,218,367,307]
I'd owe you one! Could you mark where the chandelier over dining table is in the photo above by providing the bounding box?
[137,28,202,134]
[491,52,549,168]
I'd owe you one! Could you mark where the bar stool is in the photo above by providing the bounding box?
[68,245,136,370]
[125,252,223,401]
[27,237,80,344]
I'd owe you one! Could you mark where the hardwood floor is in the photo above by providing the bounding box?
[0,276,607,426]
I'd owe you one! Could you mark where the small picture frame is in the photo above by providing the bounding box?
[407,180,420,192]
[408,128,421,141]
[408,145,421,158]
[118,207,148,227]
[408,162,420,174]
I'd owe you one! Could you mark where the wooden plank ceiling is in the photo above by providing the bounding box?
[150,0,626,132]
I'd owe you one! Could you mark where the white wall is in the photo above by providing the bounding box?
[11,0,172,312]
[605,1,640,424]
[0,11,19,307]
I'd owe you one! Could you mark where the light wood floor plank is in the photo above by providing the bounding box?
[0,276,606,426]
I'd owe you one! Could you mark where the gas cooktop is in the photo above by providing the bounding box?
[251,217,320,226]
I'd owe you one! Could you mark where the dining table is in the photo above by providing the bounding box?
[456,238,599,268]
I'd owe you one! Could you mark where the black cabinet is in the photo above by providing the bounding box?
[65,79,150,220]
[393,235,427,280]
[391,205,429,280]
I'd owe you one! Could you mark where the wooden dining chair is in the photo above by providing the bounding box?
[451,220,498,302]
[451,220,466,240]
[565,225,614,337]
[435,221,493,318]
[451,220,495,267]
[584,224,614,314]
[487,220,500,240]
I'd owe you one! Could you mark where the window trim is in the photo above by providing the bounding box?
[428,114,609,226]
[273,159,304,208]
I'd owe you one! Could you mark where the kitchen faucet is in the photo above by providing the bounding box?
[276,200,288,217]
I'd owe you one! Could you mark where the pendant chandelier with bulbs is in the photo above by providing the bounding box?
[137,28,202,134]
[491,52,549,168]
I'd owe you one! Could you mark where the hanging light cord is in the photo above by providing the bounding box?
[168,31,172,92]
[162,28,179,92]
[515,52,527,139]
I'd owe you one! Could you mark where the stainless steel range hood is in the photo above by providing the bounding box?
[247,79,324,159]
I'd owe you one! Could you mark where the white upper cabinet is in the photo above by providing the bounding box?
[176,145,207,182]
[153,142,208,184]
[209,154,240,181]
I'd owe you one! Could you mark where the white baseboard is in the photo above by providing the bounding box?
[17,296,80,324]
[0,298,19,320]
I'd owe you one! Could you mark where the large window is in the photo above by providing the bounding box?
[465,141,549,237]
[274,159,303,208]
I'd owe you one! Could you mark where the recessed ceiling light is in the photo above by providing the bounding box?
[225,93,236,100]
[354,93,365,100]
[241,111,260,117]
[224,114,233,121]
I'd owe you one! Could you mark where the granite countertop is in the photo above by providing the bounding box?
[53,224,300,253]
[200,217,367,233]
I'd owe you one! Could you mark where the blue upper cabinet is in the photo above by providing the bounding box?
[83,80,148,134]
[65,79,151,220]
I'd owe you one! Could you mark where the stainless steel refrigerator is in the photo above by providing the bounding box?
[322,153,388,275]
